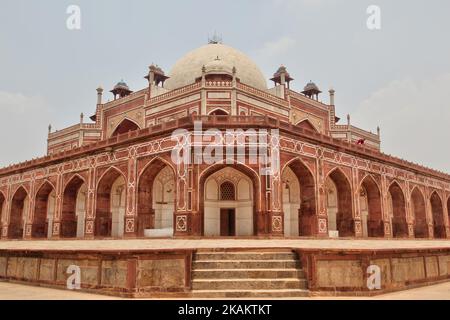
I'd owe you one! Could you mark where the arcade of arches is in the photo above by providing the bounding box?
[1,159,450,240]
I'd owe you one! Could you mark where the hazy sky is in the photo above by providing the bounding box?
[1,0,449,173]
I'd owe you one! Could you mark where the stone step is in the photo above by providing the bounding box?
[192,278,308,290]
[193,268,305,279]
[190,289,310,298]
[195,252,297,261]
[193,260,300,269]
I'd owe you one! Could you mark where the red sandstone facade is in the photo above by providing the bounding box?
[0,43,449,241]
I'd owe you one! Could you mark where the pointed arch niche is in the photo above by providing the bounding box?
[32,182,55,239]
[387,182,408,238]
[8,187,28,239]
[111,119,140,138]
[326,169,354,237]
[137,158,176,237]
[96,168,126,238]
[281,159,316,237]
[359,176,383,238]
[62,175,87,238]
[411,188,428,238]
[430,192,446,239]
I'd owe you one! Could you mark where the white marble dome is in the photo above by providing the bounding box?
[165,43,267,90]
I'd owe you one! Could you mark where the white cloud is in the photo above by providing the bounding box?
[0,91,51,167]
[256,36,297,62]
[352,74,450,173]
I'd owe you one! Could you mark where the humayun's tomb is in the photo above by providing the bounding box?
[0,42,449,298]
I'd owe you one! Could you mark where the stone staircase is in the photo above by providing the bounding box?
[190,249,309,298]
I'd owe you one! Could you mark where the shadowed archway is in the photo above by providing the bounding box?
[0,192,5,228]
[282,159,316,236]
[326,169,354,237]
[430,192,446,239]
[137,158,176,237]
[111,119,140,137]
[8,187,28,239]
[96,168,126,238]
[388,182,408,238]
[411,188,428,238]
[209,109,229,116]
[360,176,383,237]
[448,197,450,236]
[296,120,319,133]
[32,182,55,238]
[62,175,87,238]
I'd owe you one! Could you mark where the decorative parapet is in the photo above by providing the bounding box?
[149,82,201,105]
[237,82,288,107]
[48,122,101,140]
[331,124,380,140]
[288,89,330,111]
[205,81,232,88]
[102,88,148,110]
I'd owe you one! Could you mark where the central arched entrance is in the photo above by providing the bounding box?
[360,175,383,238]
[326,169,354,237]
[411,188,428,238]
[8,187,28,239]
[201,165,258,237]
[282,159,316,237]
[32,182,55,238]
[96,168,126,238]
[430,192,446,239]
[388,182,408,238]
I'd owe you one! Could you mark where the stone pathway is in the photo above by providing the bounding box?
[0,238,449,251]
[0,281,449,300]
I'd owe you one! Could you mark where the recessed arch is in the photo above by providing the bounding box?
[360,175,383,237]
[198,160,261,206]
[208,108,229,116]
[447,196,450,236]
[388,181,408,238]
[282,158,316,236]
[326,168,354,237]
[32,181,55,238]
[199,161,260,236]
[0,191,6,228]
[62,175,87,238]
[411,187,428,238]
[430,191,446,239]
[96,167,127,238]
[295,119,320,133]
[8,186,28,239]
[137,157,176,237]
[137,156,176,183]
[202,166,255,237]
[111,118,141,138]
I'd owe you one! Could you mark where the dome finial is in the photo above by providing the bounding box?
[208,31,223,44]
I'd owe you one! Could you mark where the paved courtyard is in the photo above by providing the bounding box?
[0,238,449,251]
[0,281,449,300]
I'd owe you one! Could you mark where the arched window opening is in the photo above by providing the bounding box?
[111,119,140,137]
